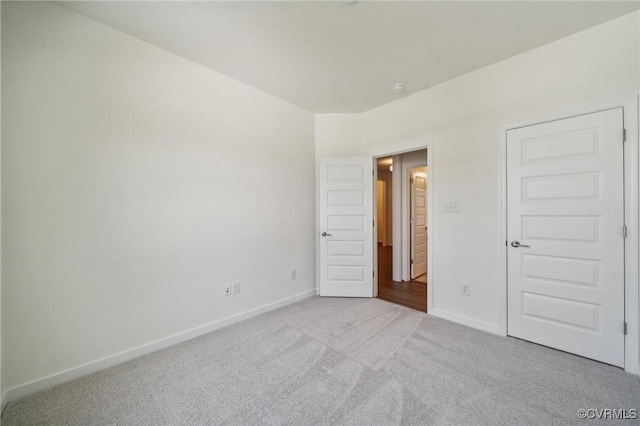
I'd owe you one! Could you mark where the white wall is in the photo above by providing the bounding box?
[315,114,362,158]
[316,12,639,333]
[2,2,315,391]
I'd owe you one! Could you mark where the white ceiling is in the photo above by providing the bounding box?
[59,1,640,113]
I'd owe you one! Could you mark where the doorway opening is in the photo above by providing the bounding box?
[375,149,428,312]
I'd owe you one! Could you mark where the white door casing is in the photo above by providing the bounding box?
[319,157,373,297]
[411,169,427,279]
[507,108,625,367]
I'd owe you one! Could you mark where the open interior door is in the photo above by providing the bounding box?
[319,157,373,297]
[411,169,427,279]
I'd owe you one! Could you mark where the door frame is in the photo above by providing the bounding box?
[498,97,639,374]
[372,141,433,313]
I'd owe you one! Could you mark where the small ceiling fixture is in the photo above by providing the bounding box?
[392,83,405,95]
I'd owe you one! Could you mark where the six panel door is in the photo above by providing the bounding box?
[319,157,373,297]
[507,108,625,367]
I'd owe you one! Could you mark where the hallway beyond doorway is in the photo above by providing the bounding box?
[377,244,427,312]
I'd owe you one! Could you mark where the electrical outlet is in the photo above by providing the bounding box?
[224,284,231,296]
[461,282,470,296]
[290,269,297,280]
[231,281,240,294]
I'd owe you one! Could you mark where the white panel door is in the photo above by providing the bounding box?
[411,170,427,279]
[319,157,373,297]
[507,108,625,367]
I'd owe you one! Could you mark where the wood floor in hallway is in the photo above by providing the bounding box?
[376,244,427,312]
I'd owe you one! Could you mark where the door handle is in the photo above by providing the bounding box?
[510,240,530,248]
[321,232,332,237]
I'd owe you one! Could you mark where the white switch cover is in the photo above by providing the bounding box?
[443,201,460,213]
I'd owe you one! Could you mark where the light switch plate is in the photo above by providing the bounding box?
[443,201,460,213]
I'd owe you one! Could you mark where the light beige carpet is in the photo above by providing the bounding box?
[2,296,638,425]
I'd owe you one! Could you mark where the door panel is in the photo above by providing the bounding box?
[319,158,373,297]
[507,108,625,367]
[411,170,427,278]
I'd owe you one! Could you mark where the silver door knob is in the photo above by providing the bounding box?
[321,232,332,237]
[510,240,530,248]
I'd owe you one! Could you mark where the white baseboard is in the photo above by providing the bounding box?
[3,289,316,405]
[1,390,8,414]
[430,308,501,335]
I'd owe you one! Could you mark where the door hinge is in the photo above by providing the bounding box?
[624,322,627,335]
[410,259,414,265]
[372,270,375,278]
[372,169,375,176]
[623,225,628,238]
[373,220,375,227]
[623,128,627,142]
[410,178,414,184]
